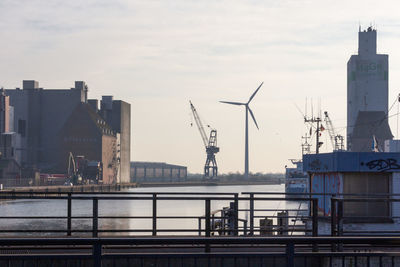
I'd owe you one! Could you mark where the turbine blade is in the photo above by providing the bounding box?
[248,107,259,130]
[248,82,263,104]
[220,101,245,106]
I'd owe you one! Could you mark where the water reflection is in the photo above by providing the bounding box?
[0,184,305,236]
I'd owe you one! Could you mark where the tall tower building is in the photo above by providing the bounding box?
[0,89,10,134]
[347,27,392,151]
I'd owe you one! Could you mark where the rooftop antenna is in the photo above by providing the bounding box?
[220,82,263,179]
[305,97,308,118]
[311,98,314,118]
[304,98,323,154]
[318,98,321,119]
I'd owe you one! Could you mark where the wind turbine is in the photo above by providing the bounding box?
[220,82,263,179]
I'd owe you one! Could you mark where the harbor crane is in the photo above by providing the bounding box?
[324,111,344,151]
[189,101,219,178]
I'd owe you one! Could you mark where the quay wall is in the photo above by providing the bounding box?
[0,183,137,193]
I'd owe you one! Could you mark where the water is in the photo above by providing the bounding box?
[0,184,307,236]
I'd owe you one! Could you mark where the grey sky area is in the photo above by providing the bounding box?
[2,0,400,173]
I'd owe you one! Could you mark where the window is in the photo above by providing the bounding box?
[343,173,390,220]
[18,119,26,137]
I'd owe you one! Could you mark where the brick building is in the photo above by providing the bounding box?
[59,103,118,184]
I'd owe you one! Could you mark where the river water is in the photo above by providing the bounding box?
[0,184,307,236]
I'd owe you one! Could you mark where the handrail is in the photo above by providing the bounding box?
[1,236,400,267]
[0,193,319,237]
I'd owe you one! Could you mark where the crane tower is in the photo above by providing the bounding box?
[324,111,344,151]
[190,101,219,178]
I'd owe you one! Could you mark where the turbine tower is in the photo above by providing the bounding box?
[220,82,263,179]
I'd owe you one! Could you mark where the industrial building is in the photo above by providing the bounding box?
[0,89,22,183]
[130,162,187,182]
[58,103,118,184]
[347,27,393,151]
[3,80,131,184]
[303,149,400,234]
[5,80,88,169]
[93,96,131,183]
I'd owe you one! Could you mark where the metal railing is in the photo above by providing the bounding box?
[1,236,400,267]
[331,197,400,236]
[0,191,318,237]
[4,191,400,238]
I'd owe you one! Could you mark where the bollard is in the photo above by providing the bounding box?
[259,218,273,236]
[277,211,288,236]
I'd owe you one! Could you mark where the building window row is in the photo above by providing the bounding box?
[64,137,97,142]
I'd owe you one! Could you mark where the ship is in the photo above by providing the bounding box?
[285,160,308,198]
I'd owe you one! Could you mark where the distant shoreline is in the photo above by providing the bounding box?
[135,180,284,188]
[0,180,284,193]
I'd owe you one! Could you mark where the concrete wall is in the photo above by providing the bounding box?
[0,133,22,165]
[0,92,10,133]
[347,29,390,150]
[58,104,103,172]
[101,100,131,183]
[58,103,119,184]
[101,135,118,184]
[5,89,29,165]
[40,88,86,169]
[5,81,87,170]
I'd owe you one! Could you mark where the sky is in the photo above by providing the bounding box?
[2,0,400,174]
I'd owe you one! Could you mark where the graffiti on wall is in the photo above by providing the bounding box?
[362,158,400,172]
[308,159,329,171]
[311,173,342,216]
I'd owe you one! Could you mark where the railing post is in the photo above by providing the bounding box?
[250,193,254,236]
[312,198,319,252]
[331,197,337,237]
[234,193,239,236]
[198,217,202,236]
[331,197,337,252]
[93,197,98,237]
[205,199,211,237]
[67,193,72,236]
[338,199,343,237]
[286,242,295,267]
[93,241,102,267]
[152,193,157,236]
[337,199,344,252]
[312,198,318,237]
[205,199,211,252]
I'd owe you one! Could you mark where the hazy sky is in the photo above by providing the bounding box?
[2,0,400,174]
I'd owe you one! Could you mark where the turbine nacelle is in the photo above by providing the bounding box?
[219,82,263,130]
